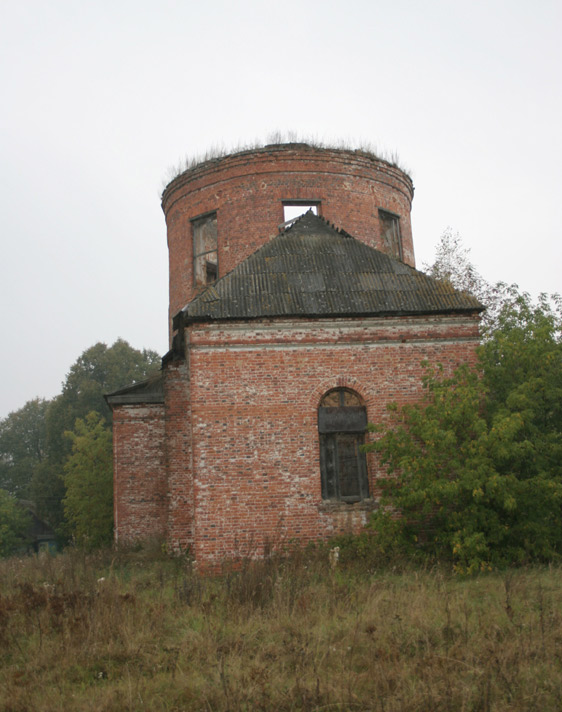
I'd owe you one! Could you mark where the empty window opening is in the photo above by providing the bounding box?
[318,388,369,503]
[193,213,218,286]
[282,201,320,226]
[379,209,403,260]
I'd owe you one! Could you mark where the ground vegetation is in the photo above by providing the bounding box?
[1,547,561,711]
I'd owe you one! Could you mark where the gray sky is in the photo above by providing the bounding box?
[1,0,561,419]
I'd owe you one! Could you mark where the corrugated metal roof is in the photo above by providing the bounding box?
[183,212,483,322]
[105,373,164,405]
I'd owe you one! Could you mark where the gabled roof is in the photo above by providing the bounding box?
[179,212,483,324]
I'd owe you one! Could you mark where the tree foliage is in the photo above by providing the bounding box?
[367,284,562,573]
[63,412,113,550]
[0,489,30,556]
[424,228,526,335]
[28,460,67,537]
[0,398,49,498]
[0,339,160,540]
[44,339,160,466]
[30,339,159,532]
[424,227,487,302]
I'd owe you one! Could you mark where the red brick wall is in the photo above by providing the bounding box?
[112,404,167,542]
[162,145,415,337]
[163,358,195,553]
[169,314,480,567]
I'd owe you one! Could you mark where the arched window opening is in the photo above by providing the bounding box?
[318,388,369,502]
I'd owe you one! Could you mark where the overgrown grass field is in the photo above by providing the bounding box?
[1,547,561,711]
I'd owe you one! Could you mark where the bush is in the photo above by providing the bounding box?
[63,413,113,549]
[0,489,30,556]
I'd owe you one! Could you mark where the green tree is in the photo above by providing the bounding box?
[424,227,488,302]
[0,489,31,556]
[367,289,562,573]
[28,459,66,537]
[63,412,113,549]
[30,339,159,531]
[482,290,562,426]
[45,339,160,465]
[424,229,524,335]
[0,398,49,498]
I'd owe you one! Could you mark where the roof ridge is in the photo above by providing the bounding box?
[283,210,353,239]
[278,210,309,232]
[318,213,353,239]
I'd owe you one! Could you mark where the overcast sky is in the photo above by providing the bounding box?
[1,0,560,419]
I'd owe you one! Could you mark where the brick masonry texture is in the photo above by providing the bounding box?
[110,144,481,567]
[112,404,167,542]
[112,314,480,565]
[184,315,479,566]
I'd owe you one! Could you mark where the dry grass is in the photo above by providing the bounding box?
[1,546,561,711]
[161,132,411,192]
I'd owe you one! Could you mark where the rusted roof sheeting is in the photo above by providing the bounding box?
[184,212,483,322]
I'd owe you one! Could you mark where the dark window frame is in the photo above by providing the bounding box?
[192,211,218,286]
[318,388,369,503]
[379,209,403,261]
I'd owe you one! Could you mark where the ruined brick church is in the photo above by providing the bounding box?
[107,143,482,567]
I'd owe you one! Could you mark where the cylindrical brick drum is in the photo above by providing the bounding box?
[161,143,415,336]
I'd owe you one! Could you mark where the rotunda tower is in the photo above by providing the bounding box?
[161,143,415,337]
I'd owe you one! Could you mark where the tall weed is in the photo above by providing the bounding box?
[1,548,561,711]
